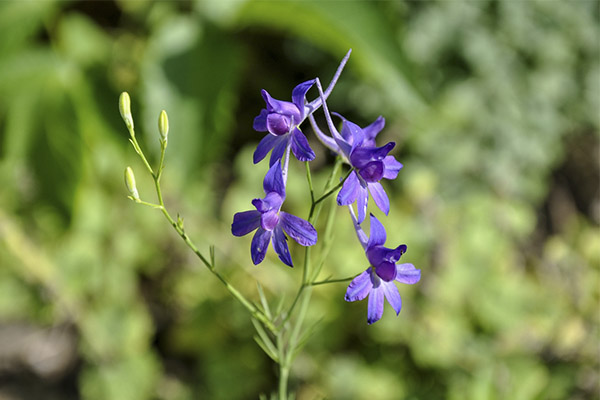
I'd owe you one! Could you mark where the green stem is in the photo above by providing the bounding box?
[311,276,355,286]
[153,175,277,332]
[128,133,276,333]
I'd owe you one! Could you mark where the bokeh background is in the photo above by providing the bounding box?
[0,1,598,399]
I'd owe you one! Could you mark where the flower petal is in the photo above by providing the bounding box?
[334,113,364,147]
[367,214,387,248]
[263,162,285,198]
[367,284,384,324]
[269,137,290,166]
[260,209,279,231]
[356,184,369,224]
[337,171,360,206]
[359,161,384,182]
[290,127,315,162]
[232,210,261,236]
[368,182,390,215]
[350,142,395,169]
[266,113,291,136]
[344,269,373,302]
[251,228,272,265]
[272,225,293,267]
[375,261,397,282]
[383,155,403,180]
[395,263,421,284]
[253,109,268,132]
[382,281,402,315]
[279,211,317,246]
[253,134,280,164]
[291,79,316,119]
[261,90,301,122]
[388,244,408,263]
[362,116,385,146]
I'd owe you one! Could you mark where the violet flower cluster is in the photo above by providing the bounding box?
[232,50,421,324]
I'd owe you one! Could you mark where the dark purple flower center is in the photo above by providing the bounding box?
[375,261,397,281]
[252,192,284,231]
[358,161,384,182]
[266,113,292,136]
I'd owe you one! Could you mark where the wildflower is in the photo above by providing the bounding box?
[252,50,353,166]
[345,214,420,324]
[232,162,317,267]
[310,81,403,223]
[252,80,317,165]
[334,114,403,223]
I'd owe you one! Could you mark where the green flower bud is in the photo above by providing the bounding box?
[124,166,139,200]
[158,110,169,142]
[119,92,134,131]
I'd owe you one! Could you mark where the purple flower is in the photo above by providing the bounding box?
[253,80,317,166]
[332,114,403,223]
[231,162,317,267]
[345,214,420,324]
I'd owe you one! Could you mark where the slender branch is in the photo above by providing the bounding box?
[311,276,355,286]
[127,131,277,333]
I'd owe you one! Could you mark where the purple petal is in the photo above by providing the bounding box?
[383,155,403,180]
[382,281,402,315]
[337,170,360,206]
[363,116,385,146]
[368,182,390,215]
[279,211,317,246]
[254,134,280,164]
[367,283,384,324]
[367,214,387,248]
[356,184,369,224]
[261,90,301,122]
[291,79,316,119]
[290,127,315,162]
[395,263,421,284]
[359,161,384,182]
[251,228,272,265]
[266,113,291,136]
[269,137,290,166]
[388,244,407,263]
[232,210,261,237]
[333,113,364,146]
[272,225,293,267]
[263,162,285,198]
[260,209,279,231]
[344,269,373,302]
[375,261,397,282]
[350,142,396,169]
[253,109,268,132]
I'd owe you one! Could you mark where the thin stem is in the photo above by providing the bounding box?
[311,276,355,286]
[156,139,167,182]
[128,134,277,333]
[305,162,315,205]
[312,167,354,207]
[128,133,154,177]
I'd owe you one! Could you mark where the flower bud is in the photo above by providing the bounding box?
[124,166,139,200]
[158,110,169,142]
[119,92,134,131]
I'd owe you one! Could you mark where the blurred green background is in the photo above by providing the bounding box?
[0,1,598,399]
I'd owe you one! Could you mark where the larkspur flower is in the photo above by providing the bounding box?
[253,80,317,166]
[345,214,420,324]
[310,81,403,223]
[252,50,353,166]
[231,162,317,267]
[334,114,403,223]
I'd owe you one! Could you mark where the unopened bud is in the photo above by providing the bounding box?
[124,166,139,200]
[158,110,169,143]
[119,92,134,131]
